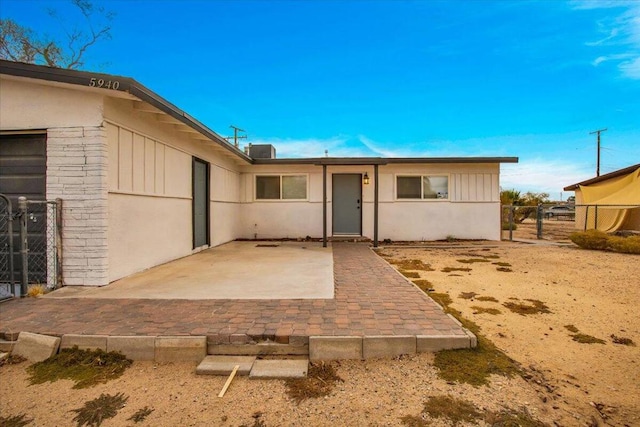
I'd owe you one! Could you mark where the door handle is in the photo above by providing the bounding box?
[357,199,360,204]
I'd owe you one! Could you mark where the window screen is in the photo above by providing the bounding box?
[256,176,280,199]
[282,175,307,199]
[397,176,422,199]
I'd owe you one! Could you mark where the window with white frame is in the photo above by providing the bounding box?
[256,175,307,200]
[396,175,449,200]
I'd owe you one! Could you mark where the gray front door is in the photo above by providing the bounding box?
[192,158,209,248]
[332,174,362,235]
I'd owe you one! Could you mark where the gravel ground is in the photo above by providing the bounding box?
[1,242,638,427]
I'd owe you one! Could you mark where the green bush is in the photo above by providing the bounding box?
[570,230,640,254]
[501,222,517,231]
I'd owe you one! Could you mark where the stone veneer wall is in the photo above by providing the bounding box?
[46,126,109,286]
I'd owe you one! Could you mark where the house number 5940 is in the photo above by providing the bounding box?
[89,77,120,90]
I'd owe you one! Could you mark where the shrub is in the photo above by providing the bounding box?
[27,284,47,297]
[569,230,609,250]
[608,235,640,254]
[501,222,517,231]
[570,230,640,254]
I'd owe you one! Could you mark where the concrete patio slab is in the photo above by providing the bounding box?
[249,359,309,379]
[43,241,334,300]
[196,355,256,376]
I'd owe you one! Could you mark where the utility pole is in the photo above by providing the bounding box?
[589,128,607,177]
[225,125,247,148]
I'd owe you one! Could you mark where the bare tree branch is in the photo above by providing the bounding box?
[0,0,113,69]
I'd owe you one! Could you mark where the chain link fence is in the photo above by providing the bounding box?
[0,194,62,298]
[502,204,640,242]
[0,195,16,300]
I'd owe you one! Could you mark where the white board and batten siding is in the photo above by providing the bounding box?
[105,114,242,282]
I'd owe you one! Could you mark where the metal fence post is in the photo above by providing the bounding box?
[584,205,589,231]
[0,195,15,296]
[536,204,543,239]
[56,198,63,286]
[508,206,514,241]
[18,196,28,297]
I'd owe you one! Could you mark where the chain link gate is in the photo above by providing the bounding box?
[0,194,16,300]
[0,195,62,298]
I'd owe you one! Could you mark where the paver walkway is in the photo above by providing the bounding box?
[0,243,466,341]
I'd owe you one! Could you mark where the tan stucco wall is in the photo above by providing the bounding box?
[0,77,103,130]
[1,77,110,286]
[238,163,501,241]
[104,100,245,282]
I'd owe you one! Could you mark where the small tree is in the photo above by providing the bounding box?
[0,0,113,69]
[500,190,550,223]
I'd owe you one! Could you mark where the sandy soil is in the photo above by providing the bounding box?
[1,242,639,427]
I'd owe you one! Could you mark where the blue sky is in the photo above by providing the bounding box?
[2,0,639,198]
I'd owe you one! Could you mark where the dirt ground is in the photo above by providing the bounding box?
[1,242,639,427]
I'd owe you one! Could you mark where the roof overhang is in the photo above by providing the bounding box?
[563,163,640,191]
[0,60,253,164]
[253,156,519,166]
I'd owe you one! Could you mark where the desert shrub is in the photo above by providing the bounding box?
[501,222,517,231]
[607,235,640,254]
[569,230,609,250]
[570,230,640,254]
[27,284,47,297]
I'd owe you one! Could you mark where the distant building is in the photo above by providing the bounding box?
[564,164,640,232]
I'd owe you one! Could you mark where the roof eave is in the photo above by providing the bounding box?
[252,156,519,166]
[563,163,640,191]
[0,60,253,164]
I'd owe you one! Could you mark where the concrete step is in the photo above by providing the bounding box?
[0,339,17,353]
[249,359,308,379]
[196,355,309,379]
[196,355,256,376]
[208,341,309,356]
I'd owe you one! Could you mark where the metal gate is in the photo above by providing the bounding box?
[0,194,15,300]
[0,194,61,298]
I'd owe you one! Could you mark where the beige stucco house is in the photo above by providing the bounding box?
[0,60,518,287]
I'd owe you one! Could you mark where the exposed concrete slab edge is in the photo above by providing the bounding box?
[60,334,108,351]
[463,328,478,348]
[54,334,210,362]
[362,335,416,360]
[309,336,362,361]
[446,313,463,327]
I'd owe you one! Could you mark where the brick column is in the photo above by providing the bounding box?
[46,126,108,286]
